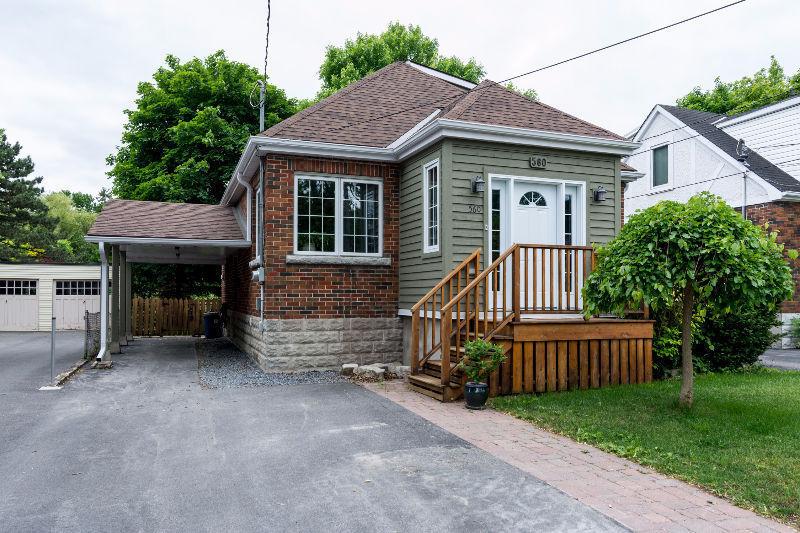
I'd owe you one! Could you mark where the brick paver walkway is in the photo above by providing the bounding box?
[365,381,794,533]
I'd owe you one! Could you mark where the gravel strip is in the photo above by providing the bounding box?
[196,337,347,388]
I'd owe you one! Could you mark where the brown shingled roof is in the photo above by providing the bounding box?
[260,62,623,148]
[88,199,244,241]
[440,81,624,140]
[261,62,468,147]
[620,161,638,172]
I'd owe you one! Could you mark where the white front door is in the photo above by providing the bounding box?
[513,183,559,310]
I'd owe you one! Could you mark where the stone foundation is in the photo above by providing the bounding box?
[227,311,403,371]
[775,312,800,349]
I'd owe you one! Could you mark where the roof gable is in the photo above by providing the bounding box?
[660,105,800,193]
[261,62,468,148]
[441,81,623,140]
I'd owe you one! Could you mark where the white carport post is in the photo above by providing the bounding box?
[96,242,111,362]
[110,245,121,354]
[119,250,128,347]
[125,259,133,342]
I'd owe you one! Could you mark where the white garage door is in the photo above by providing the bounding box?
[0,279,39,331]
[54,280,101,330]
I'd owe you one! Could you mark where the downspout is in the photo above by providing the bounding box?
[259,157,265,332]
[96,242,109,361]
[236,171,252,242]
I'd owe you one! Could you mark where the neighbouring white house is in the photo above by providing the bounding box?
[624,95,800,347]
[0,263,105,331]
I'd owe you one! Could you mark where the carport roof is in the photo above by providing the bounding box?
[87,199,245,241]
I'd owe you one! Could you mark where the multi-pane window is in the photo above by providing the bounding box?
[294,176,382,255]
[296,177,337,253]
[519,191,547,207]
[55,280,99,296]
[0,279,37,295]
[343,182,380,254]
[564,194,573,246]
[491,189,502,261]
[423,160,440,253]
[652,145,669,187]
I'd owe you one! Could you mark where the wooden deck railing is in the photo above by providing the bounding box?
[410,243,599,386]
[410,249,481,374]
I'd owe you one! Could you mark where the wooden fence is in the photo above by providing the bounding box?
[131,297,221,337]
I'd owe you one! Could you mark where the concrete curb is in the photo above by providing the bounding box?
[53,358,90,386]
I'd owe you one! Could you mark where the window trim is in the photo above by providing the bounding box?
[293,173,384,257]
[651,142,671,191]
[422,158,441,254]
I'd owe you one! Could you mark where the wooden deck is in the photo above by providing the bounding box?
[409,245,654,402]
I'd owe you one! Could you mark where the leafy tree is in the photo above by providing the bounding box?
[0,129,56,262]
[504,82,538,101]
[43,192,99,263]
[317,22,485,98]
[60,188,110,213]
[108,50,297,204]
[584,194,795,406]
[677,56,800,115]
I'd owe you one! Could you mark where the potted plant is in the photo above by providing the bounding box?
[456,339,506,410]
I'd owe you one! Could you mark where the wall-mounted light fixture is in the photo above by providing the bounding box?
[472,175,486,194]
[592,185,608,202]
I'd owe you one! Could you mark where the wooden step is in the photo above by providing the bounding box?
[408,373,463,402]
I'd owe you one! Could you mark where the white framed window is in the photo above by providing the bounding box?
[293,174,383,256]
[651,143,670,189]
[0,279,37,296]
[422,159,440,253]
[55,280,99,296]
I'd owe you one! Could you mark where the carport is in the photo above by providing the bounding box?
[85,198,251,361]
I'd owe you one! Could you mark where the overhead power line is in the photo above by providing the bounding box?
[625,154,800,201]
[328,0,746,134]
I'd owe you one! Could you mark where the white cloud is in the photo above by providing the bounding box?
[1,0,797,195]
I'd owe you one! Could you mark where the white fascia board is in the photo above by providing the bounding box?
[780,191,800,202]
[621,170,645,183]
[716,96,800,128]
[404,62,477,89]
[221,121,641,205]
[394,119,640,160]
[387,109,440,149]
[85,236,252,247]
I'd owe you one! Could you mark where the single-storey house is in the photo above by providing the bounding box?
[0,263,103,331]
[87,61,655,400]
[624,97,800,346]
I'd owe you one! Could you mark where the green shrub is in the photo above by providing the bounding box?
[456,339,506,384]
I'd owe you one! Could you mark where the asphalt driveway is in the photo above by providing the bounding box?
[0,337,623,532]
[0,331,86,391]
[760,348,800,370]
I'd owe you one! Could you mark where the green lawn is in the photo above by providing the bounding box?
[491,369,800,527]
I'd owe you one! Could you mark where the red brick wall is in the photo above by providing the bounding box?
[223,155,400,319]
[746,201,800,312]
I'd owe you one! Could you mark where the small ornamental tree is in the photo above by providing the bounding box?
[583,193,795,406]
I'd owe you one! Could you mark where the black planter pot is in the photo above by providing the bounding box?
[464,381,489,410]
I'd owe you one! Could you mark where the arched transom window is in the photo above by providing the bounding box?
[518,191,547,207]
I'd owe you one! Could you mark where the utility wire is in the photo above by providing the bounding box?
[326,0,746,134]
[264,0,271,83]
[625,154,800,201]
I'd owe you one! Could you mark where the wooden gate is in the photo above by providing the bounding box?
[131,297,221,337]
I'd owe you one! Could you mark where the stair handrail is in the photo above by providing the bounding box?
[410,248,481,374]
[437,244,520,385]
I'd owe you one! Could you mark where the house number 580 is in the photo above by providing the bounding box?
[468,205,483,214]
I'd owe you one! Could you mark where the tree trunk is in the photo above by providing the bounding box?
[679,285,695,407]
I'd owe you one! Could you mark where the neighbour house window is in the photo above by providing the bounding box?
[55,280,99,296]
[0,279,37,296]
[294,176,383,255]
[423,159,440,253]
[652,145,669,187]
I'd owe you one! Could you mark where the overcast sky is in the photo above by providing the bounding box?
[1,0,798,196]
